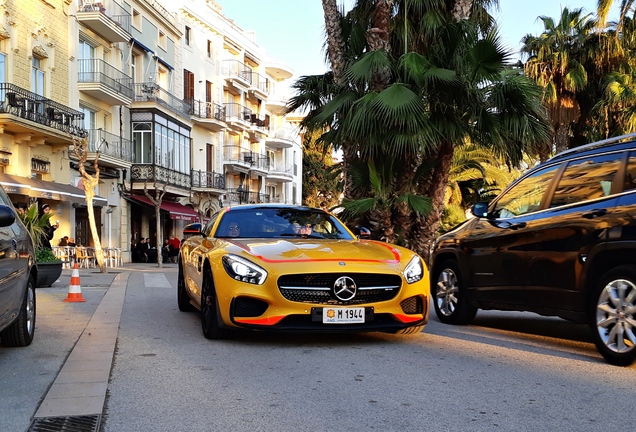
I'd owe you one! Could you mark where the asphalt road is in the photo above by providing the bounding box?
[2,266,635,432]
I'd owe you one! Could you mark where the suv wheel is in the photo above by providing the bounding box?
[590,266,636,366]
[0,276,35,347]
[433,260,477,325]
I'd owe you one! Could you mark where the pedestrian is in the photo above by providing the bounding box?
[40,204,59,250]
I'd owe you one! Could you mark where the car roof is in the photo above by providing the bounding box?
[547,132,636,163]
[223,204,321,212]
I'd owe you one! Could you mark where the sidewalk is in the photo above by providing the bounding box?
[28,262,178,430]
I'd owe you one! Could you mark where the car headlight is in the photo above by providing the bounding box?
[222,254,268,285]
[404,255,424,284]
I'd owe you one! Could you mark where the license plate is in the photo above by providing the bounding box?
[323,307,365,324]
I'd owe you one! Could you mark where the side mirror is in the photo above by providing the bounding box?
[471,202,489,218]
[0,205,16,227]
[354,226,371,239]
[183,222,203,238]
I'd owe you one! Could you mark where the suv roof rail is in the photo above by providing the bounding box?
[547,132,636,162]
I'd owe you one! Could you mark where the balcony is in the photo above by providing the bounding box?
[77,0,131,43]
[223,60,252,91]
[226,187,270,205]
[250,153,270,175]
[0,83,86,144]
[130,164,191,193]
[223,145,255,174]
[191,170,225,190]
[85,129,132,168]
[78,59,133,105]
[266,128,295,149]
[133,83,192,120]
[187,99,226,131]
[223,103,252,131]
[248,72,270,99]
[264,61,293,81]
[267,164,295,182]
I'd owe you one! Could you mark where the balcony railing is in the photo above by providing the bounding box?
[226,188,270,204]
[186,99,226,122]
[223,60,252,84]
[134,83,192,119]
[78,0,132,35]
[130,164,191,189]
[191,169,225,189]
[78,59,133,99]
[224,103,252,123]
[86,129,132,161]
[0,83,86,137]
[223,145,256,165]
[250,72,270,94]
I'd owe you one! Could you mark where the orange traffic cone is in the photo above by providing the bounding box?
[64,263,86,302]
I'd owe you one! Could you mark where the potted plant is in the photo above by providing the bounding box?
[18,203,63,287]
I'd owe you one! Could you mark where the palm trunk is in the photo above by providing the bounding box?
[415,141,455,264]
[367,0,393,92]
[322,0,346,83]
[451,0,473,21]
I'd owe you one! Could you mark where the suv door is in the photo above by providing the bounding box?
[463,164,559,305]
[519,152,623,316]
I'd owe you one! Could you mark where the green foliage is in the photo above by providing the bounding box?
[35,247,60,263]
[301,129,342,208]
[17,203,59,261]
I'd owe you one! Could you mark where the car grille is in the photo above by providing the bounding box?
[278,273,402,305]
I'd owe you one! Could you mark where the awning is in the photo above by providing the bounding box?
[0,174,107,205]
[127,194,198,222]
[130,38,154,54]
[155,56,174,71]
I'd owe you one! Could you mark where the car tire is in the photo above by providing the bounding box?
[589,266,636,366]
[177,261,195,312]
[201,266,231,340]
[0,276,35,347]
[432,260,477,325]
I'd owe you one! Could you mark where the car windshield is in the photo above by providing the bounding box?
[215,208,354,240]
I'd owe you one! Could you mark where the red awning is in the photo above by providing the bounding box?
[128,194,198,222]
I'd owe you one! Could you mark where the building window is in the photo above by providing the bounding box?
[132,112,191,174]
[207,40,212,58]
[185,26,191,46]
[184,69,194,101]
[0,52,5,83]
[159,31,166,50]
[81,107,97,130]
[133,9,141,29]
[32,57,45,96]
[132,122,153,164]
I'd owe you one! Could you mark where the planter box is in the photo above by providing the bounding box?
[36,261,63,288]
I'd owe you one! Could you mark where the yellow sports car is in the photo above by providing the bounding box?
[177,204,429,338]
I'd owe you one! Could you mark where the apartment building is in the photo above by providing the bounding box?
[0,0,301,263]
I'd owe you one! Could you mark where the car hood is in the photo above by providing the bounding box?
[227,238,404,264]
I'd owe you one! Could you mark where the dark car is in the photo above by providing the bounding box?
[0,186,37,347]
[430,133,636,366]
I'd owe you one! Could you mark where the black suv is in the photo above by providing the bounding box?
[430,133,636,366]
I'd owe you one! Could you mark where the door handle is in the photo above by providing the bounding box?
[508,222,526,230]
[582,209,607,219]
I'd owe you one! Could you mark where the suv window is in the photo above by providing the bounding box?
[549,153,622,207]
[624,152,636,191]
[492,165,558,218]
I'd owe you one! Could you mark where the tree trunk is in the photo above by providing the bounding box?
[554,122,570,154]
[322,0,346,83]
[367,0,393,92]
[415,141,455,264]
[72,136,107,272]
[451,0,473,21]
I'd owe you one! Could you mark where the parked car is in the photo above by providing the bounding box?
[430,133,636,366]
[178,204,429,338]
[0,186,37,347]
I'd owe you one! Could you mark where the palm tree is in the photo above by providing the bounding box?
[521,7,596,157]
[291,0,550,261]
[597,0,636,33]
